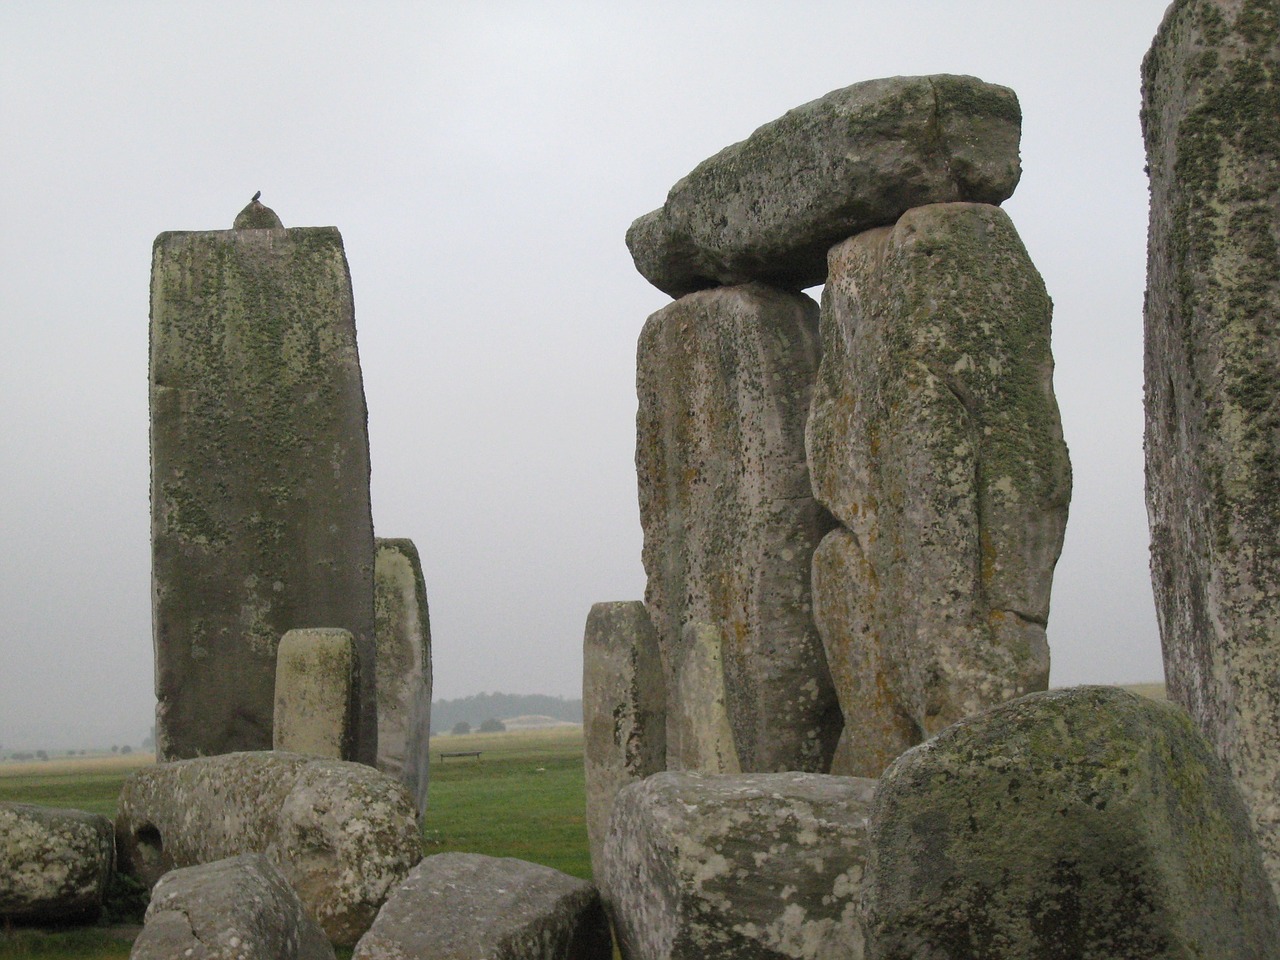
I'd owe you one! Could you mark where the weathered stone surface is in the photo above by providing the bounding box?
[583,601,667,871]
[865,686,1280,958]
[627,75,1022,297]
[274,627,359,759]
[115,751,421,945]
[600,771,875,960]
[150,221,377,765]
[0,803,113,923]
[353,852,611,960]
[233,196,284,230]
[807,202,1069,777]
[637,283,840,773]
[1142,0,1280,897]
[374,537,432,814]
[671,622,740,775]
[132,854,335,960]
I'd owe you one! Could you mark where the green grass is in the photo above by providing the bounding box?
[421,726,590,879]
[0,728,589,958]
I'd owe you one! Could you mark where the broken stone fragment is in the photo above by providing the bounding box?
[115,751,421,946]
[865,686,1280,958]
[627,74,1022,297]
[636,282,840,773]
[807,202,1069,776]
[0,803,114,924]
[353,852,611,960]
[600,771,876,960]
[132,854,335,960]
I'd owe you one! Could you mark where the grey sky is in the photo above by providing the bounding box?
[1,1,1171,751]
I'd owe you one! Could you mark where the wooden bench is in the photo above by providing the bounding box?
[438,750,482,762]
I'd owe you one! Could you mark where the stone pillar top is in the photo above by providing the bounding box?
[233,191,283,229]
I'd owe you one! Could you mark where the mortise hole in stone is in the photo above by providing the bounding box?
[135,823,164,866]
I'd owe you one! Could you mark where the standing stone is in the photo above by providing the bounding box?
[374,538,433,814]
[600,771,876,960]
[353,853,612,960]
[273,627,359,759]
[583,601,667,871]
[626,75,1023,297]
[671,622,740,774]
[1142,0,1280,896]
[637,283,840,773]
[864,687,1280,959]
[807,202,1070,777]
[132,855,335,960]
[150,208,377,765]
[0,803,114,923]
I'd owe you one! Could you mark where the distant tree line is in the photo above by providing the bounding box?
[432,693,582,731]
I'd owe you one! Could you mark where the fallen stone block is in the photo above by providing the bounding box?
[637,282,839,773]
[273,627,360,760]
[600,771,876,960]
[583,601,666,873]
[116,751,421,945]
[0,802,114,923]
[353,852,611,960]
[131,854,335,960]
[865,686,1280,958]
[627,75,1022,297]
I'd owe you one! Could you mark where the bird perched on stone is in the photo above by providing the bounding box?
[252,190,262,203]
[234,192,283,230]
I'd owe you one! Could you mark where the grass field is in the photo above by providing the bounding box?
[0,727,587,959]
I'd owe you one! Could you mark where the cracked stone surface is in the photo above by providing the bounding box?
[353,852,611,960]
[626,75,1022,297]
[807,202,1070,777]
[116,751,421,946]
[637,283,840,773]
[131,854,335,960]
[865,687,1280,959]
[600,771,876,960]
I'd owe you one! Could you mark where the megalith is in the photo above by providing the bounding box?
[373,537,433,813]
[273,627,360,760]
[600,771,876,960]
[0,803,114,923]
[582,601,667,871]
[354,853,612,960]
[149,200,377,764]
[132,855,335,960]
[807,202,1070,777]
[1142,0,1280,895]
[636,282,840,773]
[116,751,421,945]
[864,686,1280,959]
[626,75,1022,297]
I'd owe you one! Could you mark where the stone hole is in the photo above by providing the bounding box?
[134,822,164,868]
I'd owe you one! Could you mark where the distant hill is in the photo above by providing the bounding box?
[432,693,582,731]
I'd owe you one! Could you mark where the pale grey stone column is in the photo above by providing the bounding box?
[374,537,433,815]
[807,202,1070,777]
[636,283,840,773]
[273,628,359,760]
[582,601,666,871]
[149,200,377,764]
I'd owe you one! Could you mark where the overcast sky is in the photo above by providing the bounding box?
[1,1,1172,751]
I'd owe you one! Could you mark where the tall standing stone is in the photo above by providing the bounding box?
[273,627,360,760]
[637,282,840,773]
[374,537,433,813]
[582,601,667,870]
[1143,0,1280,895]
[150,201,377,764]
[807,202,1070,777]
